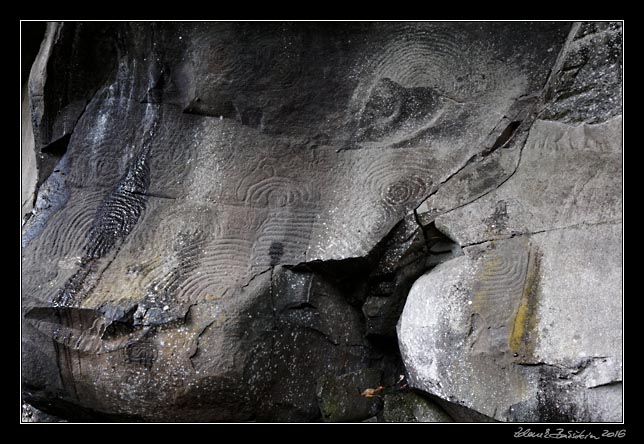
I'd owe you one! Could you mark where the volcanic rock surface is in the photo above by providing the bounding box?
[21,21,622,422]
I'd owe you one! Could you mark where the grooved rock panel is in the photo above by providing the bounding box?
[21,22,575,421]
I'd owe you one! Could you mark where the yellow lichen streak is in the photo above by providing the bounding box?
[509,248,541,358]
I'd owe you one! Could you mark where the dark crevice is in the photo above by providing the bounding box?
[426,115,537,227]
[588,381,621,390]
[101,304,138,339]
[488,120,522,152]
[561,63,586,73]
[415,114,529,215]
[281,210,461,419]
[21,22,47,86]
[413,208,430,250]
[36,133,71,190]
[41,132,71,157]
[424,222,456,253]
[285,302,316,311]
[240,267,273,292]
[460,219,622,248]
[514,361,569,369]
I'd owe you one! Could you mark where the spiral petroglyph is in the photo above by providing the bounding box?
[83,146,150,260]
[382,176,431,207]
[125,339,158,369]
[251,209,317,266]
[353,77,452,148]
[30,188,105,262]
[137,229,209,304]
[345,23,531,152]
[471,243,530,328]
[50,260,99,307]
[354,23,506,104]
[191,23,306,93]
[175,236,254,302]
[128,200,223,255]
[235,159,318,208]
[244,176,315,208]
[348,24,467,138]
[361,153,434,212]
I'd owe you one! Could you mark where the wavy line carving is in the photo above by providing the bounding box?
[472,243,530,328]
[235,159,318,208]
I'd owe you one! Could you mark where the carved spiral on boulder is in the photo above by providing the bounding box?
[362,155,433,211]
[382,176,430,207]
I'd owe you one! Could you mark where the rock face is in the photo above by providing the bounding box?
[21,84,37,219]
[22,403,65,423]
[399,22,622,422]
[381,392,453,422]
[21,21,621,422]
[316,368,382,422]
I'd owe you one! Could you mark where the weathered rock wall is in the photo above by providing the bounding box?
[400,21,622,422]
[21,21,621,422]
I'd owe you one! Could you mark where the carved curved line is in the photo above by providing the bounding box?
[240,176,314,208]
[32,190,106,261]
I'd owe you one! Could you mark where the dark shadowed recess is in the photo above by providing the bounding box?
[21,22,45,86]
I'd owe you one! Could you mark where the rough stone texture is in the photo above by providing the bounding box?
[541,22,622,124]
[399,21,622,422]
[22,403,66,423]
[434,118,622,246]
[19,21,622,422]
[316,368,382,422]
[399,227,622,422]
[381,392,453,422]
[21,84,37,219]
